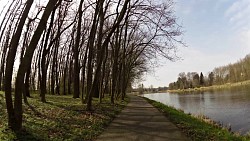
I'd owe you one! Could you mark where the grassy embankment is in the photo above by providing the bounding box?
[167,80,250,93]
[0,91,128,141]
[144,97,250,141]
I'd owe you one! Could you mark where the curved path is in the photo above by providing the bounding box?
[96,95,190,141]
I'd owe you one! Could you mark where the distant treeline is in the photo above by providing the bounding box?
[135,84,168,94]
[169,54,250,90]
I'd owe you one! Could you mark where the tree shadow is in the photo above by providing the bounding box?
[45,101,87,112]
[25,103,42,117]
[15,129,44,141]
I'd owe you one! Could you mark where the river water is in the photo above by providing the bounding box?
[143,86,250,134]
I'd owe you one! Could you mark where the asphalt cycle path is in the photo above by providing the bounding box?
[96,95,190,141]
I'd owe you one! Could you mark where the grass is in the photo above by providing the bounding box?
[144,97,250,141]
[0,91,128,141]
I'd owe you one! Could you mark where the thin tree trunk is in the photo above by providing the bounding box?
[23,63,31,104]
[86,0,101,111]
[0,32,10,91]
[40,14,55,100]
[81,46,88,103]
[68,59,73,95]
[73,0,84,98]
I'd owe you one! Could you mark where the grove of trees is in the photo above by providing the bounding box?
[169,72,205,90]
[169,54,250,90]
[0,0,183,131]
[212,54,250,85]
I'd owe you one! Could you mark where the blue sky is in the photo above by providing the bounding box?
[143,0,250,87]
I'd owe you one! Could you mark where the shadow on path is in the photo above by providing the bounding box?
[96,95,190,141]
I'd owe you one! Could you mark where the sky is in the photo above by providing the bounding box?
[143,0,250,88]
[0,0,250,88]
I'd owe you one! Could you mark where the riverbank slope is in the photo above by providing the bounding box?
[144,97,250,140]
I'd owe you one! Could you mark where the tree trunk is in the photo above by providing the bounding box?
[92,0,105,99]
[14,0,59,130]
[81,46,88,103]
[86,0,101,111]
[40,5,57,102]
[73,0,84,98]
[4,0,34,131]
[68,59,73,94]
[0,32,10,91]
[63,50,71,95]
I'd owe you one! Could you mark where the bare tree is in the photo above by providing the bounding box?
[73,0,84,98]
[5,0,34,131]
[12,0,60,131]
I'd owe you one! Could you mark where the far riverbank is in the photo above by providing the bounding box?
[167,80,250,93]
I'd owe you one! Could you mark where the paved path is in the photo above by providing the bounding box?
[96,95,190,141]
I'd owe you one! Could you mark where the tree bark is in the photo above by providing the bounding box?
[0,32,10,91]
[85,0,101,111]
[40,5,57,102]
[73,0,84,98]
[14,0,59,130]
[4,0,34,131]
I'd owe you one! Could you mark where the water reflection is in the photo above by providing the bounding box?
[143,87,250,134]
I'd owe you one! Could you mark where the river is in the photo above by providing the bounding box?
[143,86,250,134]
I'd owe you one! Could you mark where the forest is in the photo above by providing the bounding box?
[169,54,250,90]
[0,0,183,134]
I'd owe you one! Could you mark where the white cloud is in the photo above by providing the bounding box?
[225,0,250,16]
[237,29,250,50]
[175,0,197,16]
[224,0,250,53]
[225,0,250,30]
[214,0,229,11]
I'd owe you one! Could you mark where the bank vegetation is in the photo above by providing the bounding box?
[169,54,250,92]
[145,97,250,141]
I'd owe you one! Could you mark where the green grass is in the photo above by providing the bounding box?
[0,91,128,141]
[144,97,250,141]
